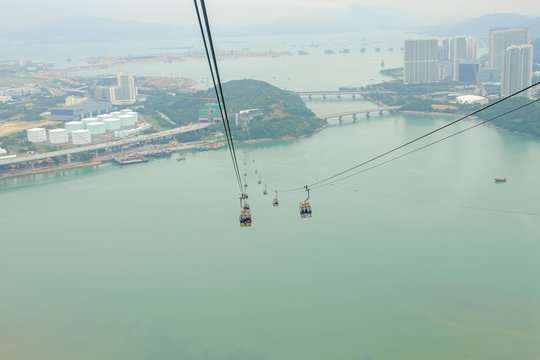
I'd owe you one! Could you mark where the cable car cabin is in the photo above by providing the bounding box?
[243,202,250,210]
[263,189,268,195]
[273,198,279,206]
[240,210,252,227]
[258,179,261,184]
[299,203,312,218]
[244,193,249,199]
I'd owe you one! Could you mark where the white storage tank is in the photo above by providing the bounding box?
[128,112,138,121]
[72,129,91,145]
[118,114,131,127]
[121,108,132,114]
[65,121,84,133]
[119,113,137,127]
[111,111,122,116]
[97,114,113,121]
[81,117,98,128]
[86,122,106,135]
[104,117,121,130]
[27,128,47,143]
[49,128,69,144]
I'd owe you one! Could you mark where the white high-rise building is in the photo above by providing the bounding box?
[466,37,477,61]
[452,36,467,81]
[110,73,137,105]
[404,38,439,84]
[489,27,530,70]
[501,44,533,97]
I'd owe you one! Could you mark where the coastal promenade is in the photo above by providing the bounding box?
[0,123,210,167]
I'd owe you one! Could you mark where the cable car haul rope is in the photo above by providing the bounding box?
[193,1,539,226]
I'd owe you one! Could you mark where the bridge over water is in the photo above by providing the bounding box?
[293,90,395,100]
[317,106,402,123]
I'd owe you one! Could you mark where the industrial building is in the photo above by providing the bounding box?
[456,61,480,83]
[235,109,263,128]
[199,104,222,122]
[50,101,112,122]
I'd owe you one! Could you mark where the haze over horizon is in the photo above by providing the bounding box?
[1,0,539,29]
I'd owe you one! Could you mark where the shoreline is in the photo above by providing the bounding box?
[2,112,537,182]
[0,124,330,181]
[0,160,103,181]
[0,140,206,182]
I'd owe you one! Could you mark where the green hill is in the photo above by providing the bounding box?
[139,79,326,140]
[477,97,540,137]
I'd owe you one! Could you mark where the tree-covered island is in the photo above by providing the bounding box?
[138,79,327,141]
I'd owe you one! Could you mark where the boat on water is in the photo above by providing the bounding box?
[112,155,148,165]
[494,177,507,183]
[140,149,172,158]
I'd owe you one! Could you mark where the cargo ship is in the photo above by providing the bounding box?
[494,177,507,183]
[112,155,148,165]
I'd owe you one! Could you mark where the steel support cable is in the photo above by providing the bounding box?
[197,0,244,191]
[309,98,540,191]
[194,0,243,194]
[279,81,539,193]
[194,0,241,192]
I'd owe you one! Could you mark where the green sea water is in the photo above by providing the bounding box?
[1,100,539,359]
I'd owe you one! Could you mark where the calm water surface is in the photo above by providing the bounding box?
[1,102,540,359]
[0,32,538,360]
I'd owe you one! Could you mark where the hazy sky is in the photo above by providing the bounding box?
[1,0,539,28]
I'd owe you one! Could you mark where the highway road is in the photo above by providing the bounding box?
[0,123,210,167]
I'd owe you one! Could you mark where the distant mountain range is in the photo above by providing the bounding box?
[417,13,540,40]
[0,12,538,44]
[0,17,197,43]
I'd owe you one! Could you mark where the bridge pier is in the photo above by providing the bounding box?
[353,114,357,122]
[323,94,327,100]
[337,94,341,100]
[379,110,383,116]
[366,112,370,118]
[30,161,35,169]
[338,116,343,125]
[352,94,356,100]
[67,153,71,164]
[308,94,312,101]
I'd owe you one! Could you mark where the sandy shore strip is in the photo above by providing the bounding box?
[0,120,61,137]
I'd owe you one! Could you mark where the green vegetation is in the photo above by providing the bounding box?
[477,97,540,137]
[379,67,403,79]
[0,93,64,121]
[139,79,325,140]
